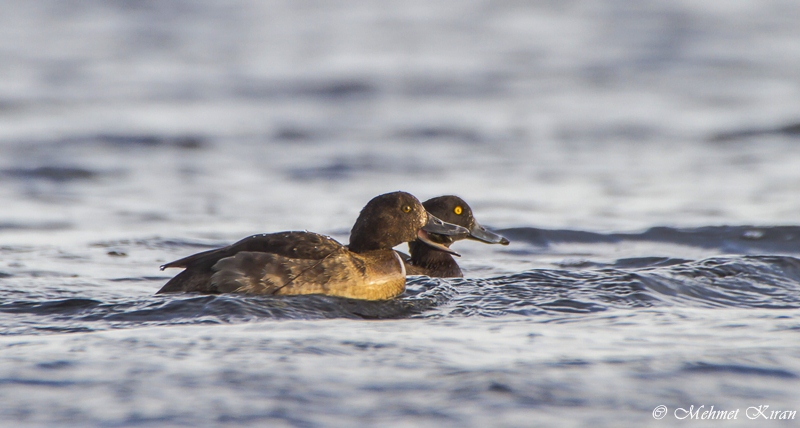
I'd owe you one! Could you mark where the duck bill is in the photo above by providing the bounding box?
[468,222,510,245]
[419,213,468,256]
[417,229,461,257]
[422,213,469,236]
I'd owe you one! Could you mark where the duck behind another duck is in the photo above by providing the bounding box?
[405,195,509,278]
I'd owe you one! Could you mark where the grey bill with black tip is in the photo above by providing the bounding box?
[468,222,510,245]
[418,213,469,256]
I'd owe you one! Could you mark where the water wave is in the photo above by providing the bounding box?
[501,226,800,253]
[2,255,798,335]
[440,256,800,317]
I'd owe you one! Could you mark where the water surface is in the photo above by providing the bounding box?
[2,1,800,426]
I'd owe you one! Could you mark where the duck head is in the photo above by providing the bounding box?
[419,195,509,248]
[348,191,468,254]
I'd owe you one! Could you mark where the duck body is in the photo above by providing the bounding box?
[157,192,467,300]
[157,232,407,300]
[405,241,463,277]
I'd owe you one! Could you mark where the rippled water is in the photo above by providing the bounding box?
[2,1,800,427]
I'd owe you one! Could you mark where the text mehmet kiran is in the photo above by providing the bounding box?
[672,405,796,420]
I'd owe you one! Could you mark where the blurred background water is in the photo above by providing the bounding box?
[1,1,800,426]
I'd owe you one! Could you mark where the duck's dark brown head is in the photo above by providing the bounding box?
[420,195,509,248]
[348,191,468,253]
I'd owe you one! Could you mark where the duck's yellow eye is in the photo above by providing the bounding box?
[402,205,411,213]
[454,206,463,215]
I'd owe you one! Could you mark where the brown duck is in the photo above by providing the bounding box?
[404,195,509,278]
[157,191,468,300]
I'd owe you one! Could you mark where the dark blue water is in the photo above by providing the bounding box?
[2,1,800,427]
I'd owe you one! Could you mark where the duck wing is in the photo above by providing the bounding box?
[208,250,342,294]
[161,231,342,269]
[157,232,343,294]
